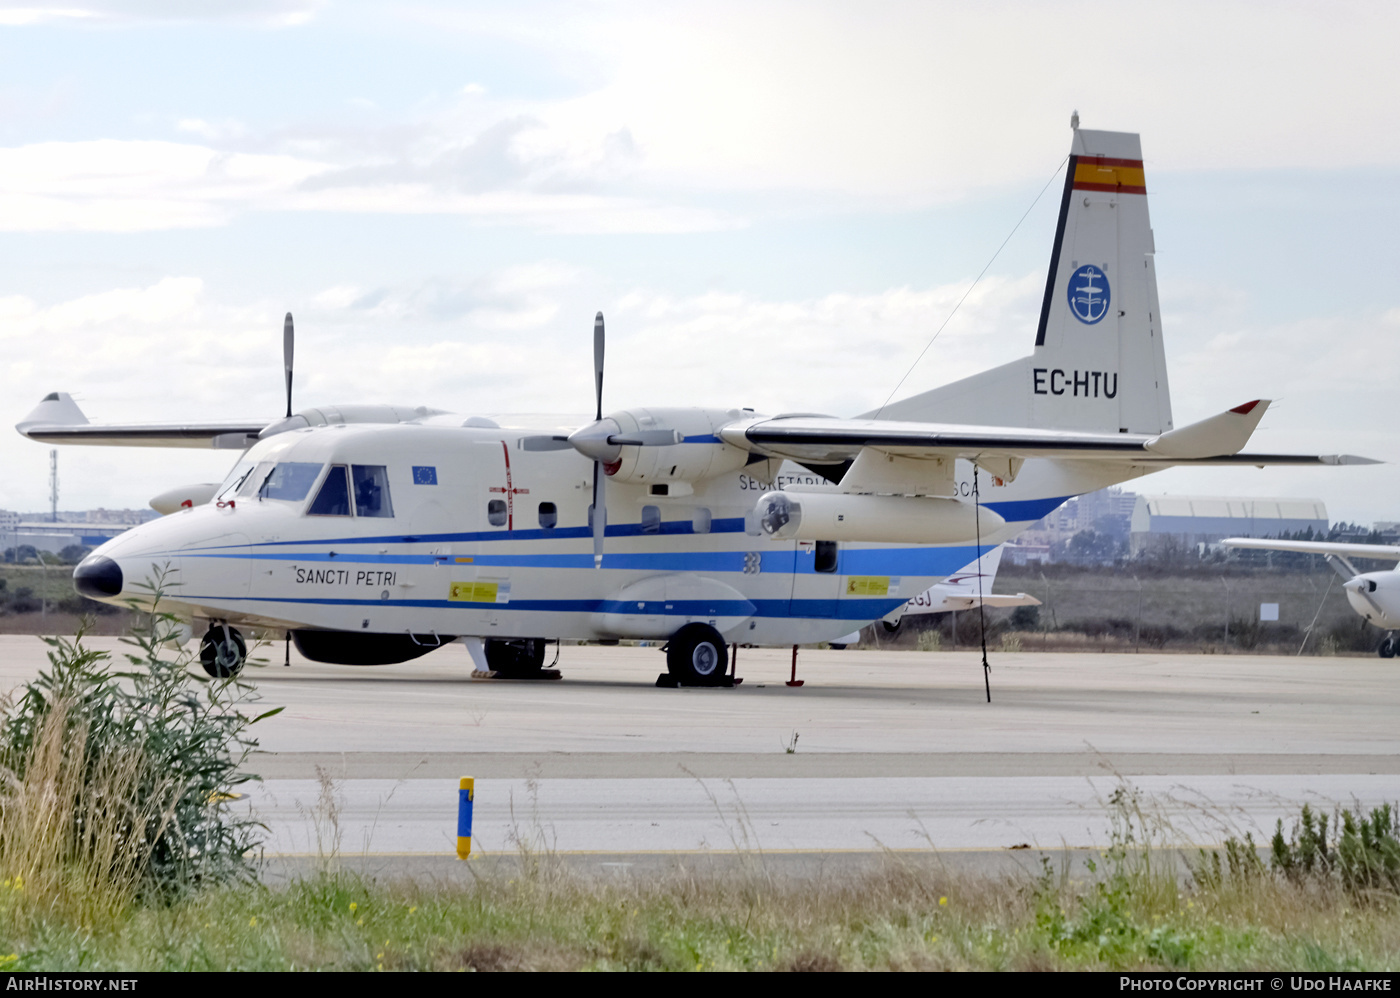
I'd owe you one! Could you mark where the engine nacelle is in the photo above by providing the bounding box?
[149,482,220,515]
[608,407,755,486]
[751,490,1005,544]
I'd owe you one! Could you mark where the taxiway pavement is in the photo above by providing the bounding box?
[1,637,1396,872]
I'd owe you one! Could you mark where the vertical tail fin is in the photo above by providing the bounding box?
[869,124,1173,436]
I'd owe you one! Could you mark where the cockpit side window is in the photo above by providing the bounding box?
[307,465,352,516]
[351,465,393,518]
[258,462,324,502]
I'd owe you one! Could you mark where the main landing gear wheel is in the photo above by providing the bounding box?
[1379,635,1397,659]
[666,623,728,687]
[200,624,247,678]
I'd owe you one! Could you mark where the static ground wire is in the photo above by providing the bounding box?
[872,154,1070,420]
[974,463,991,703]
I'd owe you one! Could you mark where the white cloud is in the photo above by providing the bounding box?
[0,140,327,231]
[2,266,1395,520]
[0,0,325,26]
[0,136,738,233]
[6,2,1400,236]
[402,0,1400,204]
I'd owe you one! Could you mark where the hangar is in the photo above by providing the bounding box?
[1128,495,1328,557]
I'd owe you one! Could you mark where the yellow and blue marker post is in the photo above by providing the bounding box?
[457,776,474,859]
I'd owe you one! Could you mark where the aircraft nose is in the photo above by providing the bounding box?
[73,556,123,599]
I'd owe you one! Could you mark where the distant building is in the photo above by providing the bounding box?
[1003,541,1051,566]
[1129,495,1328,557]
[86,507,157,525]
[5,508,153,556]
[1030,486,1138,545]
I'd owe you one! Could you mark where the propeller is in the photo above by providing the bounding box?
[283,312,295,419]
[517,312,682,567]
[589,312,606,568]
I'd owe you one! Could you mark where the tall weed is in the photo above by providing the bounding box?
[0,589,280,924]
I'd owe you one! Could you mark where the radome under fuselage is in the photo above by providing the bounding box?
[78,415,1123,649]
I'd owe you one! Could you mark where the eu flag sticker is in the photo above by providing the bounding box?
[412,466,438,485]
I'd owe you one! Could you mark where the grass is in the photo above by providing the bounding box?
[1000,565,1358,638]
[1,608,1398,970]
[0,778,1399,971]
[0,845,1395,971]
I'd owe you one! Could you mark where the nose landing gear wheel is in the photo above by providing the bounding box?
[1379,635,1396,659]
[665,623,728,687]
[200,625,247,678]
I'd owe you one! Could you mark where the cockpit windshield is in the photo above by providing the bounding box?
[215,461,255,501]
[236,461,323,501]
[257,462,324,502]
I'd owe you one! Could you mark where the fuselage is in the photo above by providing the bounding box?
[1343,570,1400,630]
[73,416,1116,650]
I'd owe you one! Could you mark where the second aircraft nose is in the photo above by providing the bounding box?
[73,556,123,599]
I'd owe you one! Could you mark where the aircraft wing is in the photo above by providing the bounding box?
[723,401,1375,468]
[1222,538,1400,561]
[16,392,267,450]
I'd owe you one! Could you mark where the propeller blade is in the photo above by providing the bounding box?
[283,313,295,419]
[608,429,681,447]
[593,312,605,423]
[519,435,574,452]
[591,459,606,569]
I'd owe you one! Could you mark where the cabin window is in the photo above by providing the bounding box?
[692,507,712,534]
[351,465,393,518]
[641,505,661,535]
[487,499,508,527]
[815,540,838,573]
[307,465,351,516]
[538,502,558,529]
[259,462,324,502]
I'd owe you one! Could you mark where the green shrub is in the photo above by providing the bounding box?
[0,593,280,917]
[1336,804,1400,895]
[915,630,941,652]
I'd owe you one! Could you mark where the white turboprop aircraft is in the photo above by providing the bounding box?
[16,124,1373,685]
[1222,538,1400,657]
[878,544,1040,637]
[825,545,1040,646]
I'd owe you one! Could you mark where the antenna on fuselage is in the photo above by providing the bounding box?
[283,313,295,419]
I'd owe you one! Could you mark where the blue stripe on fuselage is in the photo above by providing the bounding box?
[180,544,994,577]
[174,593,910,621]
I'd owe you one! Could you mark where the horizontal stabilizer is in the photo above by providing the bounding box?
[939,593,1043,611]
[1144,400,1269,459]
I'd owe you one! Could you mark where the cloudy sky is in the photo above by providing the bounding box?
[1,0,1397,524]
